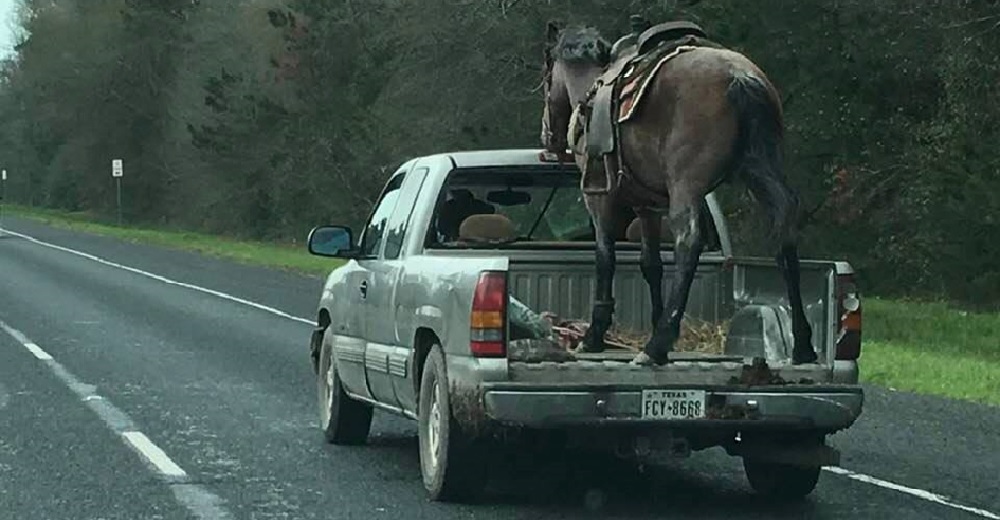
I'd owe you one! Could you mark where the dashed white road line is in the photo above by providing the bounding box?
[3,225,1000,520]
[123,431,188,478]
[0,319,232,520]
[23,341,53,360]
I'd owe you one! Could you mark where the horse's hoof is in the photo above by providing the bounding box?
[574,342,605,354]
[631,351,670,366]
[631,352,655,365]
[642,335,676,365]
[576,331,606,354]
[792,346,818,365]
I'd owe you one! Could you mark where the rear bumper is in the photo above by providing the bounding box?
[482,385,863,432]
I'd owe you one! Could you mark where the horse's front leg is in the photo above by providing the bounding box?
[637,212,664,327]
[579,193,617,353]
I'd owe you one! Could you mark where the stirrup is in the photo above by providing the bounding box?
[581,154,618,195]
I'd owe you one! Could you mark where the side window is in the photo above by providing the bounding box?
[360,174,405,257]
[382,167,429,260]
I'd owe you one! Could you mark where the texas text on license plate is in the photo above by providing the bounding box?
[640,389,707,420]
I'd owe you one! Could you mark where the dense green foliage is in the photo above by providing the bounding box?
[0,0,997,306]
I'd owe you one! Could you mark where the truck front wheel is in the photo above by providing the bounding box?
[317,333,373,445]
[418,345,488,502]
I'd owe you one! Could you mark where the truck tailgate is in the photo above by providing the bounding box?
[481,378,863,433]
[485,354,861,432]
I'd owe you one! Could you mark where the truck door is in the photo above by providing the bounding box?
[364,165,430,409]
[341,170,407,402]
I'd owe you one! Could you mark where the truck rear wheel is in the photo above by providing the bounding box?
[742,458,821,499]
[317,333,373,445]
[418,345,487,502]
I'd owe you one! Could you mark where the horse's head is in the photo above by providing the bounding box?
[540,21,611,154]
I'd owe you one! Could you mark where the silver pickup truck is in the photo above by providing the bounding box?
[305,148,864,503]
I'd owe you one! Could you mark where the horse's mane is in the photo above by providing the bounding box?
[551,25,611,66]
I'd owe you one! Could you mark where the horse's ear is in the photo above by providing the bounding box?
[545,20,562,44]
[596,38,612,65]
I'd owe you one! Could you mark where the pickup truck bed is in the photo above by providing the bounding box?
[440,245,861,435]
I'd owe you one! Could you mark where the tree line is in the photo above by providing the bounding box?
[0,0,997,306]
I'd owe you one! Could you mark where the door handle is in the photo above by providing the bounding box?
[359,280,368,299]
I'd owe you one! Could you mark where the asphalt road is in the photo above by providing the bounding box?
[0,215,997,520]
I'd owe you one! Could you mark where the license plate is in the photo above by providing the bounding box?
[641,389,707,420]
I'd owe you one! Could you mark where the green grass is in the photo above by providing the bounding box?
[3,204,342,277]
[862,298,1000,406]
[4,204,998,405]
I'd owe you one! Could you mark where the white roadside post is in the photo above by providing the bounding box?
[112,159,123,226]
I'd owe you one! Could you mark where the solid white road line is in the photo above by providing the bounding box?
[823,466,999,519]
[4,225,1000,520]
[123,431,188,478]
[0,318,233,520]
[0,228,314,326]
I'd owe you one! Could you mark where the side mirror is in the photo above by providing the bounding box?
[307,225,357,258]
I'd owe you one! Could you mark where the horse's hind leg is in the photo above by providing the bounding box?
[579,193,617,353]
[727,65,817,364]
[777,237,818,364]
[634,198,708,365]
[746,177,818,364]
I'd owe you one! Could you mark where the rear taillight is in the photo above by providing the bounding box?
[835,273,862,360]
[470,271,507,357]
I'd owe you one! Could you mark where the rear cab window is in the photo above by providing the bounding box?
[426,165,721,251]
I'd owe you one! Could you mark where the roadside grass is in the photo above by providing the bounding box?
[3,204,341,277]
[861,298,1000,406]
[4,204,998,405]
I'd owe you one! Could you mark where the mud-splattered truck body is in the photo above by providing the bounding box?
[306,148,864,502]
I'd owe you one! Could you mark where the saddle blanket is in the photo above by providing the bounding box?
[617,44,699,124]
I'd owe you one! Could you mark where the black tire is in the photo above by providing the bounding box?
[418,345,488,502]
[317,332,373,445]
[743,457,821,500]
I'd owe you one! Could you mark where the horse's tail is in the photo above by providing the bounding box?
[726,68,799,242]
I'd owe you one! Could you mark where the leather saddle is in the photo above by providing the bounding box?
[575,21,717,195]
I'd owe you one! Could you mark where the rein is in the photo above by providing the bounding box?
[540,63,563,151]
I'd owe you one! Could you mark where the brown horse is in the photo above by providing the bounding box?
[540,21,818,366]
